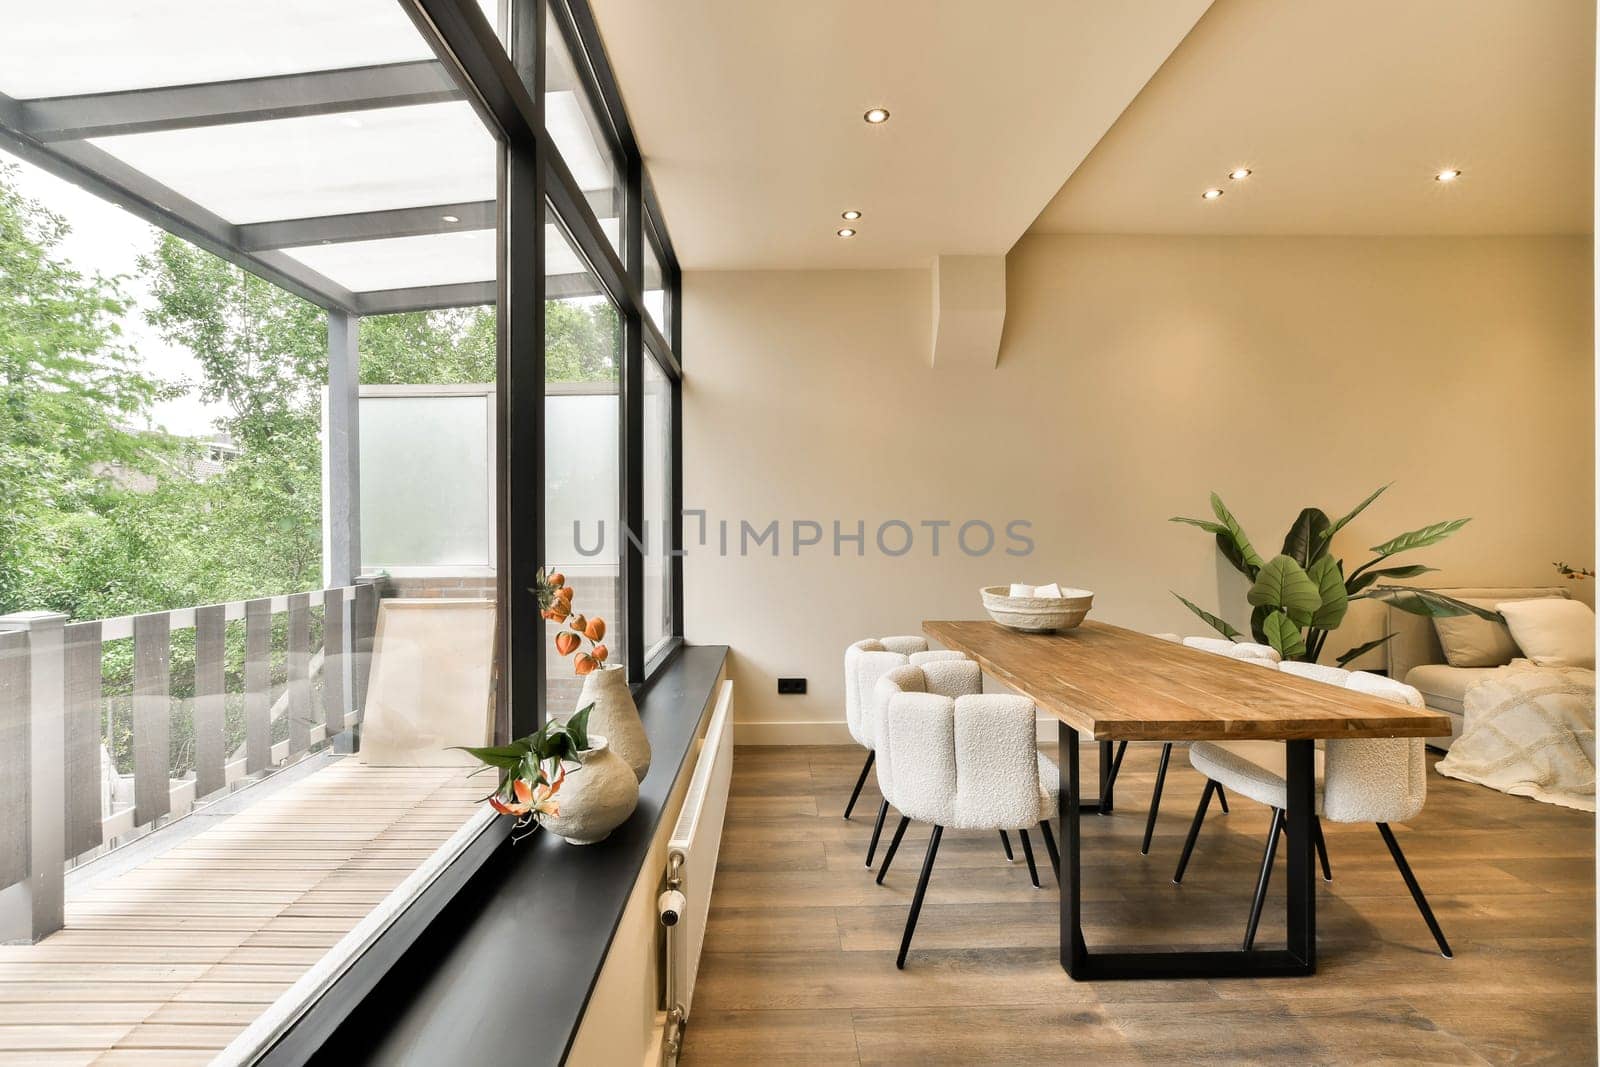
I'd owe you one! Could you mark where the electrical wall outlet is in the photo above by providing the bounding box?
[777,677,807,695]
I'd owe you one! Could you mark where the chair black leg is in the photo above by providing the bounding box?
[1217,785,1230,814]
[1018,828,1040,888]
[896,826,944,969]
[1172,780,1216,884]
[865,800,889,868]
[1313,816,1332,882]
[998,830,1014,861]
[1243,807,1286,950]
[1141,742,1172,855]
[875,817,912,885]
[1377,823,1453,958]
[1039,820,1061,887]
[843,750,874,821]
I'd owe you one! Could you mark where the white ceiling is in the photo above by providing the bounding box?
[586,0,1213,269]
[1029,0,1595,236]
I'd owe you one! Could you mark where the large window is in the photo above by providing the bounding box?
[0,0,681,1055]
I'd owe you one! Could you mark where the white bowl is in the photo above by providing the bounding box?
[980,585,1094,633]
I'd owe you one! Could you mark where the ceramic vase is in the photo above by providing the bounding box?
[576,664,651,782]
[537,737,638,845]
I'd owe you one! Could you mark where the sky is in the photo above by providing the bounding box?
[3,147,230,438]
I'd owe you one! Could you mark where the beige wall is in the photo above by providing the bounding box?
[683,235,1594,741]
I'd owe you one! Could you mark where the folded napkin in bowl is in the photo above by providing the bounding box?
[1009,582,1065,598]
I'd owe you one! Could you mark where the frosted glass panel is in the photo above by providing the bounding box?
[643,354,672,652]
[545,392,620,565]
[92,103,496,224]
[0,0,432,98]
[284,230,495,293]
[360,395,491,569]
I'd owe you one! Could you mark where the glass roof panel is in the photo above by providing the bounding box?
[281,231,495,293]
[0,0,434,99]
[90,103,496,224]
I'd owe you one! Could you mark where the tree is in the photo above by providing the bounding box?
[0,161,168,616]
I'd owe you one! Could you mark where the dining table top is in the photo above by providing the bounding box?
[922,619,1453,742]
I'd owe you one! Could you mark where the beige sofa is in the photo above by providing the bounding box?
[1384,586,1572,752]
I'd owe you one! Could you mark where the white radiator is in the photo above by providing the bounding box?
[660,679,734,1062]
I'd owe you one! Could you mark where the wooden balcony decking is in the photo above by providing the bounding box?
[0,758,483,1065]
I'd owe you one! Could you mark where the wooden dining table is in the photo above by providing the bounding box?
[923,618,1452,981]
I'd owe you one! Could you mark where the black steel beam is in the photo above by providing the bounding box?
[351,281,497,315]
[16,61,460,142]
[239,201,497,251]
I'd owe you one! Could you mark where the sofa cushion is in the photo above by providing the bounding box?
[1496,598,1596,669]
[1404,663,1503,716]
[1432,598,1522,668]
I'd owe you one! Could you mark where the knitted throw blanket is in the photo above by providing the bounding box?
[1435,662,1596,812]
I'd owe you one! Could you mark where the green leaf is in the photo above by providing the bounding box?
[452,740,532,773]
[1359,586,1502,620]
[1369,518,1471,559]
[1335,632,1396,667]
[1171,516,1227,535]
[1247,554,1323,627]
[1281,508,1333,568]
[1249,604,1272,644]
[1172,593,1241,641]
[1345,564,1438,595]
[1306,554,1349,630]
[567,703,594,752]
[1320,484,1390,547]
[1209,492,1264,580]
[1261,611,1307,658]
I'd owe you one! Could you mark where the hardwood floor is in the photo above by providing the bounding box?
[683,744,1596,1066]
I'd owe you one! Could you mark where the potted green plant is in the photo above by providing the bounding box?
[1171,484,1498,664]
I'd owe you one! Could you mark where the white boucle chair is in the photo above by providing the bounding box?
[843,637,974,867]
[872,663,1062,968]
[1133,635,1282,853]
[1173,661,1451,957]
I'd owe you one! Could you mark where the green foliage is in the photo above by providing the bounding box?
[1172,487,1494,663]
[457,703,595,804]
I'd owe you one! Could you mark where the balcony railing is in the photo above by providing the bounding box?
[0,579,380,943]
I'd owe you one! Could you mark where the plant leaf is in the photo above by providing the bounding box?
[452,740,532,773]
[1282,508,1333,568]
[567,703,594,752]
[1306,554,1349,630]
[1247,554,1323,627]
[1249,603,1272,644]
[1335,632,1396,667]
[1171,516,1227,535]
[1209,492,1265,579]
[1320,484,1390,547]
[1369,518,1471,559]
[1261,611,1307,659]
[1172,593,1241,641]
[1359,585,1501,620]
[1345,564,1438,595]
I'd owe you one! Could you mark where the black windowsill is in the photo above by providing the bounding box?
[260,643,728,1067]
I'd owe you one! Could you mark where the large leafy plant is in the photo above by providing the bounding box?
[1171,485,1498,664]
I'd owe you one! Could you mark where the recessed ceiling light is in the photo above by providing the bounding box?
[863,107,890,124]
[836,227,857,238]
[841,210,862,221]
[1229,168,1252,180]
[1435,168,1462,182]
[1201,188,1224,200]
[441,214,460,223]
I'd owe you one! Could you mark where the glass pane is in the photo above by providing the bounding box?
[545,207,622,712]
[283,229,495,293]
[0,0,434,98]
[545,8,624,262]
[643,351,673,654]
[92,103,496,225]
[360,393,492,568]
[644,223,668,333]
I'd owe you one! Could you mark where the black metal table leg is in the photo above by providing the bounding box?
[1059,721,1317,980]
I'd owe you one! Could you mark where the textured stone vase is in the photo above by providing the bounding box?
[537,737,639,845]
[576,664,651,782]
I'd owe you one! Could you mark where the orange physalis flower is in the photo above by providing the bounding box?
[591,643,608,663]
[557,586,575,603]
[548,572,565,589]
[554,631,580,656]
[574,652,598,675]
[567,613,587,634]
[585,617,606,642]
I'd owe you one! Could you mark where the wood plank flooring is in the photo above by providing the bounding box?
[0,760,481,1065]
[683,744,1596,1066]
